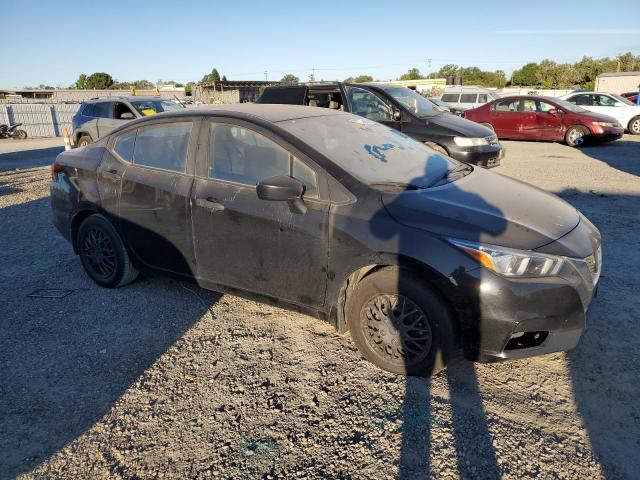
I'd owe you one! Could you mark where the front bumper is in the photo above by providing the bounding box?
[447,142,504,169]
[591,126,624,142]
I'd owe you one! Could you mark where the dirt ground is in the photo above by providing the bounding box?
[1,135,639,480]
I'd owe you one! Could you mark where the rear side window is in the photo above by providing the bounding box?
[93,102,114,118]
[441,93,460,103]
[133,122,192,172]
[460,94,477,103]
[494,99,521,112]
[257,86,308,105]
[114,130,136,162]
[567,95,591,106]
[209,123,290,185]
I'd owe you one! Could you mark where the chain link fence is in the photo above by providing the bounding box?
[0,103,80,137]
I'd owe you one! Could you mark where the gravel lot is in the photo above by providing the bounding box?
[1,135,639,479]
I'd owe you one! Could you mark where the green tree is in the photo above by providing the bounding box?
[280,73,299,85]
[85,72,114,90]
[511,63,538,86]
[354,74,374,83]
[185,82,195,96]
[75,74,88,89]
[399,68,424,80]
[201,68,221,83]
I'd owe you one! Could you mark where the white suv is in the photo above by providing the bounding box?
[559,92,640,135]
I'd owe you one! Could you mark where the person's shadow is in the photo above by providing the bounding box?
[365,145,507,479]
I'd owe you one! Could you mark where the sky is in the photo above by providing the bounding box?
[1,0,639,88]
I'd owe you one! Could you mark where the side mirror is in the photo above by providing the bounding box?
[392,108,402,121]
[120,112,135,119]
[547,108,558,116]
[256,175,307,214]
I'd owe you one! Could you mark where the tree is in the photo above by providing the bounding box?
[280,73,299,85]
[201,68,221,83]
[75,74,88,90]
[85,72,114,90]
[185,82,195,96]
[399,68,423,80]
[222,75,228,81]
[354,74,374,83]
[511,63,538,86]
[133,79,154,89]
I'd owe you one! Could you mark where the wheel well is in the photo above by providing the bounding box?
[332,261,462,344]
[76,131,91,142]
[70,210,96,253]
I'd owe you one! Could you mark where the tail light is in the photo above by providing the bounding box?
[51,162,64,181]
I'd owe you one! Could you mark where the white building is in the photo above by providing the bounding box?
[595,72,640,94]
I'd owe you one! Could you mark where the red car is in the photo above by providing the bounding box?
[464,95,624,147]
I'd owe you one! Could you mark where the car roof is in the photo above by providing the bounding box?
[86,96,164,103]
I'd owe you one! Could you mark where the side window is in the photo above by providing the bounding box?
[593,95,616,107]
[345,86,393,122]
[568,95,591,106]
[293,158,319,199]
[441,93,460,103]
[114,102,136,120]
[93,102,114,118]
[494,99,521,112]
[478,94,489,103]
[82,104,95,117]
[133,122,192,172]
[537,101,556,113]
[209,123,289,185]
[460,93,477,103]
[114,129,136,162]
[523,99,536,112]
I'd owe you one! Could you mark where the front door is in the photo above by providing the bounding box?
[117,119,198,276]
[532,99,564,140]
[191,119,330,308]
[344,85,402,131]
[491,98,524,138]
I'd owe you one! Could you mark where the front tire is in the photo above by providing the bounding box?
[77,134,92,148]
[346,267,456,377]
[77,214,138,288]
[13,129,27,140]
[628,116,640,135]
[565,126,589,147]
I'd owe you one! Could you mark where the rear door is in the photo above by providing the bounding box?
[191,118,330,308]
[344,85,401,130]
[117,118,199,276]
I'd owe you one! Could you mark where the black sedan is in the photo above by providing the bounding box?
[51,105,602,376]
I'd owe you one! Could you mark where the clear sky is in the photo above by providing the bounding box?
[2,0,639,88]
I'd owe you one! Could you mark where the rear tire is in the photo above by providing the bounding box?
[77,214,138,288]
[77,134,92,148]
[565,126,589,147]
[13,129,27,140]
[346,267,456,377]
[628,116,640,135]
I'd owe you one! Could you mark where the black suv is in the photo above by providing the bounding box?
[257,82,503,168]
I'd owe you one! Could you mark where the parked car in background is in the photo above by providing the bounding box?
[559,91,640,135]
[71,96,184,147]
[464,95,623,146]
[257,82,503,168]
[50,104,601,377]
[440,86,499,115]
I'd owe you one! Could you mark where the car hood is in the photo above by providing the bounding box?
[381,167,579,250]
[424,112,494,138]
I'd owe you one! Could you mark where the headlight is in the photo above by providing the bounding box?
[451,240,563,277]
[592,121,618,127]
[453,136,490,147]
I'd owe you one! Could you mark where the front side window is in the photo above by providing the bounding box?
[460,93,478,103]
[478,94,489,103]
[115,102,136,119]
[209,123,289,185]
[383,87,438,118]
[131,100,184,116]
[523,99,537,112]
[93,102,113,118]
[537,101,557,113]
[345,86,393,122]
[567,94,591,106]
[292,158,319,199]
[114,129,136,162]
[133,122,192,172]
[593,94,617,107]
[494,99,520,112]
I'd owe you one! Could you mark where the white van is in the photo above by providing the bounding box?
[440,87,499,115]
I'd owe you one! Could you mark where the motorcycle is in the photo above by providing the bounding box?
[0,123,28,140]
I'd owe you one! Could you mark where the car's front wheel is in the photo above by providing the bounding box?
[346,267,456,377]
[565,126,589,147]
[628,116,640,135]
[77,214,138,288]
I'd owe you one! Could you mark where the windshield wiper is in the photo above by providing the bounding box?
[369,182,425,191]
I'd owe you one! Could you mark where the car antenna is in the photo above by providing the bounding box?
[174,94,185,108]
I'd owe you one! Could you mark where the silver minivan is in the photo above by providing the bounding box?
[441,87,499,115]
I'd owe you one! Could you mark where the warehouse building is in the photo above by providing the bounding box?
[193,80,281,104]
[595,72,640,94]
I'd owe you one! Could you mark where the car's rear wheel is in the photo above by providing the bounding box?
[346,267,456,377]
[424,142,448,156]
[77,134,92,148]
[480,122,495,132]
[13,129,27,140]
[628,116,640,135]
[565,126,589,147]
[77,214,138,288]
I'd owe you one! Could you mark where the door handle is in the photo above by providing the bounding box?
[196,197,225,212]
[100,169,120,180]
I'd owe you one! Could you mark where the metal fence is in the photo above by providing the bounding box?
[0,103,80,137]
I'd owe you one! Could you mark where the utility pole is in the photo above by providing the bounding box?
[427,58,432,75]
[264,71,268,81]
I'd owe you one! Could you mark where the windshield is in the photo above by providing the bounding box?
[551,97,588,113]
[278,114,456,188]
[610,93,635,106]
[131,99,184,116]
[383,87,439,117]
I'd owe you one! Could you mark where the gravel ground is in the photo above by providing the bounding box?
[1,136,639,479]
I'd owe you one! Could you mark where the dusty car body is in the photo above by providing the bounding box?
[51,105,601,376]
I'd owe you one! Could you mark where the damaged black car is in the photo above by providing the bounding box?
[51,105,601,376]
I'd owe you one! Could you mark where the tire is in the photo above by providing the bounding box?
[480,122,495,132]
[628,116,640,135]
[565,125,589,147]
[346,267,456,377]
[424,142,448,156]
[77,214,138,288]
[77,134,92,148]
[13,129,27,140]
